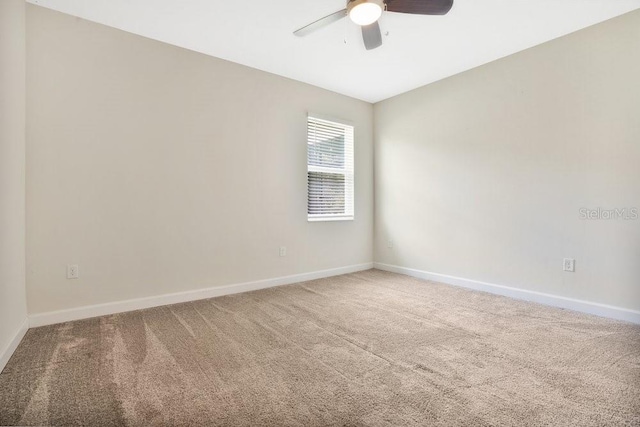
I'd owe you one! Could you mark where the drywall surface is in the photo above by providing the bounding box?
[0,0,28,365]
[374,10,640,311]
[26,5,373,315]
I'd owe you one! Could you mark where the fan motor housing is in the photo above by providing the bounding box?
[347,0,385,14]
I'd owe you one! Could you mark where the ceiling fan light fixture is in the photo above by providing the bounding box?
[348,0,384,26]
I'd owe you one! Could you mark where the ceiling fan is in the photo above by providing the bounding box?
[293,0,454,50]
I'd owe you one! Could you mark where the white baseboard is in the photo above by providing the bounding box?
[29,263,374,328]
[0,318,29,374]
[374,263,640,325]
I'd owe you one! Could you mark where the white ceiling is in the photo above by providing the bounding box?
[27,0,640,103]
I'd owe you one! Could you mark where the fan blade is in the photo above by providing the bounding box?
[293,9,347,37]
[362,21,382,50]
[385,0,454,15]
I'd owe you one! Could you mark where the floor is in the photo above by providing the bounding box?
[1,269,639,426]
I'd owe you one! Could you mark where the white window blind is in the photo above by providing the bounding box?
[307,115,354,221]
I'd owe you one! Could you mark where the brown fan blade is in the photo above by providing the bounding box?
[385,0,454,15]
[362,21,382,50]
[293,9,347,37]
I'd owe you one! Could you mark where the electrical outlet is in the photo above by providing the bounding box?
[563,258,575,272]
[387,239,393,249]
[67,264,79,279]
[279,246,287,257]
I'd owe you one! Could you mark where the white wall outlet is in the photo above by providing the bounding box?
[279,246,287,257]
[387,239,393,249]
[67,264,79,279]
[563,258,575,272]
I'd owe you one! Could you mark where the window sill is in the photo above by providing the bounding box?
[308,216,354,222]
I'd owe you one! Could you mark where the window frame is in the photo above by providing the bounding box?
[306,114,355,222]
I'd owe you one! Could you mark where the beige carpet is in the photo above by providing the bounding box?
[1,269,639,426]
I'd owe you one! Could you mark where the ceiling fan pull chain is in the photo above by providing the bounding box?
[344,16,349,45]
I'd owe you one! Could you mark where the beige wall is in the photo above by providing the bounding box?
[0,0,28,360]
[26,5,373,315]
[374,11,640,311]
[25,5,639,317]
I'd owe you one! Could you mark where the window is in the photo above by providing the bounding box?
[307,115,354,221]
